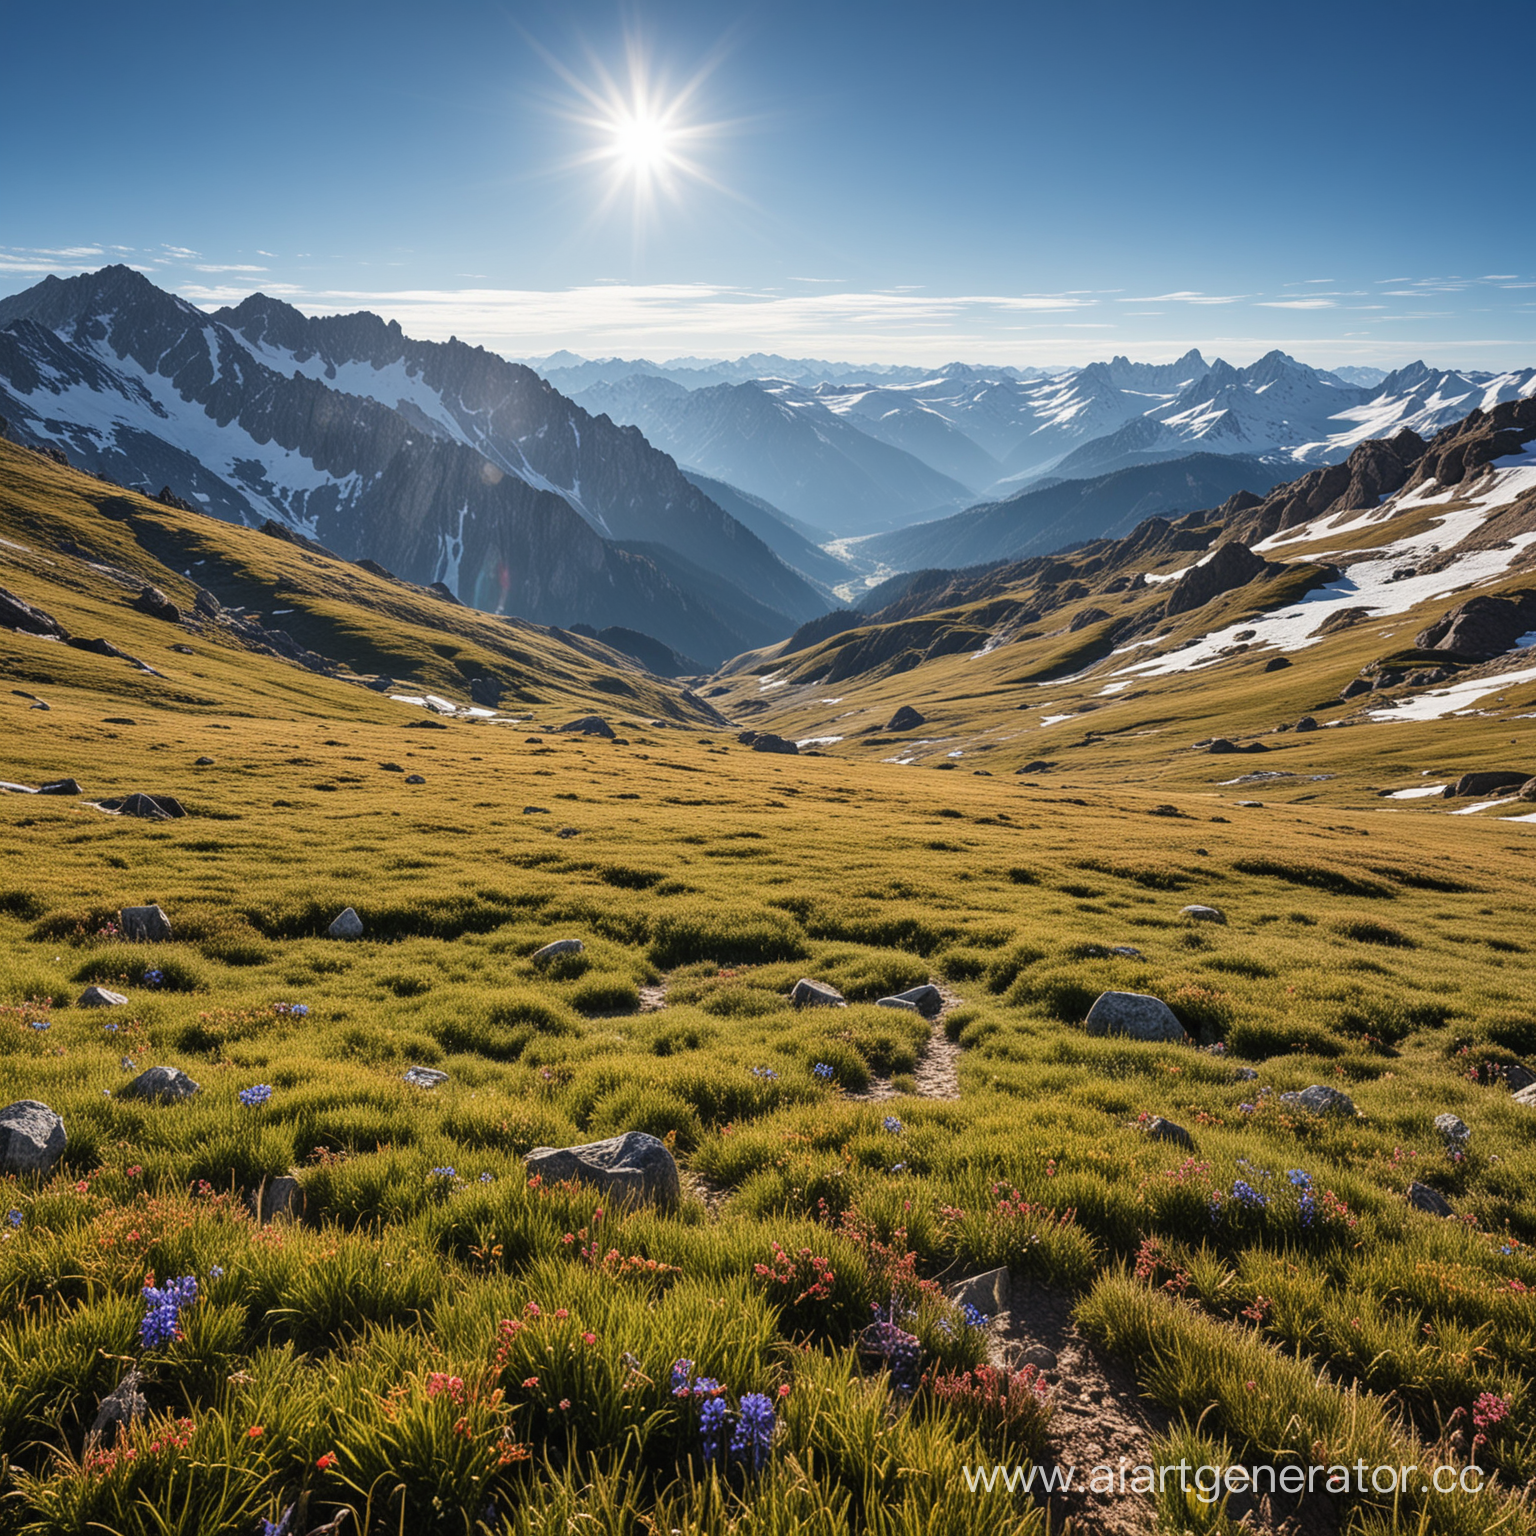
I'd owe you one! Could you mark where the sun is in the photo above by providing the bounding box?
[609,109,676,177]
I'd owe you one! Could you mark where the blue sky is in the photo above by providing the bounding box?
[4,0,1533,369]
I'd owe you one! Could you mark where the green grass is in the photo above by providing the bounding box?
[2,445,1536,1532]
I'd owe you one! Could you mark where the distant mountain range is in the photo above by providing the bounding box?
[545,349,1536,542]
[0,268,834,665]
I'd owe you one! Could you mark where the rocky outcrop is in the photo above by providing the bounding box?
[791,979,846,1008]
[121,1066,200,1103]
[1280,1085,1357,1117]
[0,1100,67,1175]
[560,716,615,739]
[885,705,926,732]
[119,905,172,942]
[525,1130,680,1207]
[1415,591,1536,659]
[1163,542,1270,617]
[1449,770,1529,797]
[0,585,66,637]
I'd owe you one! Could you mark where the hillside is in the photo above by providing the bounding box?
[3,415,1536,1536]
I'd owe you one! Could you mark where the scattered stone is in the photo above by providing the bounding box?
[0,1100,67,1176]
[1180,904,1227,924]
[0,585,67,638]
[404,774,426,784]
[1407,1181,1455,1217]
[327,907,364,940]
[560,716,615,739]
[468,676,504,709]
[1016,760,1054,774]
[1294,716,1319,733]
[532,939,584,967]
[1263,656,1292,672]
[876,996,921,1012]
[132,585,180,623]
[1434,1112,1470,1146]
[791,978,846,1009]
[1144,1116,1194,1148]
[1110,945,1143,958]
[1164,541,1271,617]
[525,1130,680,1208]
[77,986,128,1008]
[1279,1084,1357,1117]
[1511,1082,1536,1108]
[556,827,579,838]
[1450,770,1529,798]
[885,705,926,732]
[1232,1066,1260,1082]
[1503,1063,1536,1092]
[890,983,943,1016]
[96,792,186,820]
[121,1066,200,1103]
[195,756,214,766]
[522,805,549,815]
[29,701,49,711]
[1012,1343,1059,1371]
[119,904,172,943]
[1084,991,1187,1043]
[749,733,799,755]
[403,1066,449,1088]
[947,1266,1010,1316]
[38,779,82,795]
[404,718,448,730]
[250,1176,304,1224]
[87,1370,148,1449]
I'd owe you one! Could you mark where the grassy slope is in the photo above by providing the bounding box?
[1,443,1534,1534]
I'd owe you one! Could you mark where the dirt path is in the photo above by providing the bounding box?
[847,980,964,1102]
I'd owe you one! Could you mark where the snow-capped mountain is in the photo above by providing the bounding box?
[0,268,833,665]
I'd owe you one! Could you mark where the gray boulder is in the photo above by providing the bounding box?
[525,1130,680,1208]
[560,716,615,739]
[1512,1082,1536,1108]
[120,905,172,943]
[750,733,799,755]
[0,1100,67,1176]
[250,1175,304,1224]
[1280,1084,1357,1117]
[947,1266,1009,1317]
[77,986,128,1008]
[1232,1066,1260,1081]
[38,778,82,795]
[1451,770,1528,798]
[890,983,943,1017]
[1407,1181,1455,1217]
[327,907,364,940]
[1110,945,1143,958]
[87,1369,148,1449]
[1144,1116,1194,1148]
[1504,1063,1536,1092]
[1434,1112,1470,1146]
[876,996,921,1012]
[1084,991,1187,1043]
[469,676,504,709]
[121,1066,200,1104]
[532,938,584,966]
[885,706,926,732]
[403,1065,449,1089]
[1180,904,1227,924]
[404,774,425,784]
[791,978,846,1009]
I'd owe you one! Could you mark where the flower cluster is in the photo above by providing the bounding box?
[883,1116,903,1135]
[812,1062,834,1082]
[1231,1179,1268,1211]
[140,1274,198,1348]
[5,1208,21,1230]
[750,1066,779,1081]
[755,1241,837,1307]
[143,969,164,988]
[27,1018,49,1032]
[859,1299,922,1391]
[83,1414,195,1477]
[272,1002,309,1017]
[430,1167,457,1180]
[671,1360,779,1473]
[926,1363,1053,1456]
[238,1084,272,1108]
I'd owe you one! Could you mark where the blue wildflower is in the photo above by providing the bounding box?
[890,1162,908,1174]
[670,1359,694,1397]
[699,1396,730,1462]
[26,1019,48,1032]
[960,1303,990,1329]
[1298,1191,1316,1227]
[102,1021,119,1033]
[1287,1169,1312,1188]
[6,1209,21,1229]
[140,1274,198,1349]
[1232,1179,1268,1210]
[121,1057,136,1072]
[692,1376,724,1398]
[730,1393,776,1473]
[259,1507,294,1536]
[479,1171,494,1183]
[238,1084,272,1108]
[1238,1102,1256,1114]
[209,1265,225,1280]
[429,1167,456,1180]
[812,1062,834,1081]
[883,1116,903,1135]
[143,969,164,988]
[750,1066,779,1080]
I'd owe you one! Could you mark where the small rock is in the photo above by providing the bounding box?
[194,756,215,766]
[750,733,799,755]
[525,1130,680,1208]
[1110,945,1143,957]
[133,585,180,623]
[1511,1082,1536,1108]
[791,978,846,1009]
[1407,1181,1455,1217]
[559,716,616,739]
[404,774,426,784]
[1503,1063,1536,1092]
[947,1266,1010,1316]
[890,983,943,1017]
[1279,1084,1357,1117]
[1180,904,1227,924]
[249,1175,304,1224]
[327,907,364,940]
[1232,1066,1260,1081]
[0,1100,67,1176]
[87,1369,148,1449]
[556,826,579,838]
[1451,770,1529,798]
[1016,760,1054,774]
[29,701,50,710]
[98,792,186,820]
[403,1065,449,1088]
[1084,991,1187,1043]
[522,805,549,814]
[77,986,128,1008]
[1434,1112,1470,1146]
[119,904,172,943]
[876,996,921,1012]
[532,939,584,967]
[121,1066,200,1103]
[1144,1116,1194,1148]
[885,705,926,732]
[1013,1343,1058,1371]
[37,779,82,795]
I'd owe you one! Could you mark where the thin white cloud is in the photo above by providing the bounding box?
[1117,291,1247,305]
[1256,298,1336,309]
[191,263,267,273]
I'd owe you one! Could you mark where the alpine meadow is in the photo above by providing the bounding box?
[2,4,1535,1535]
